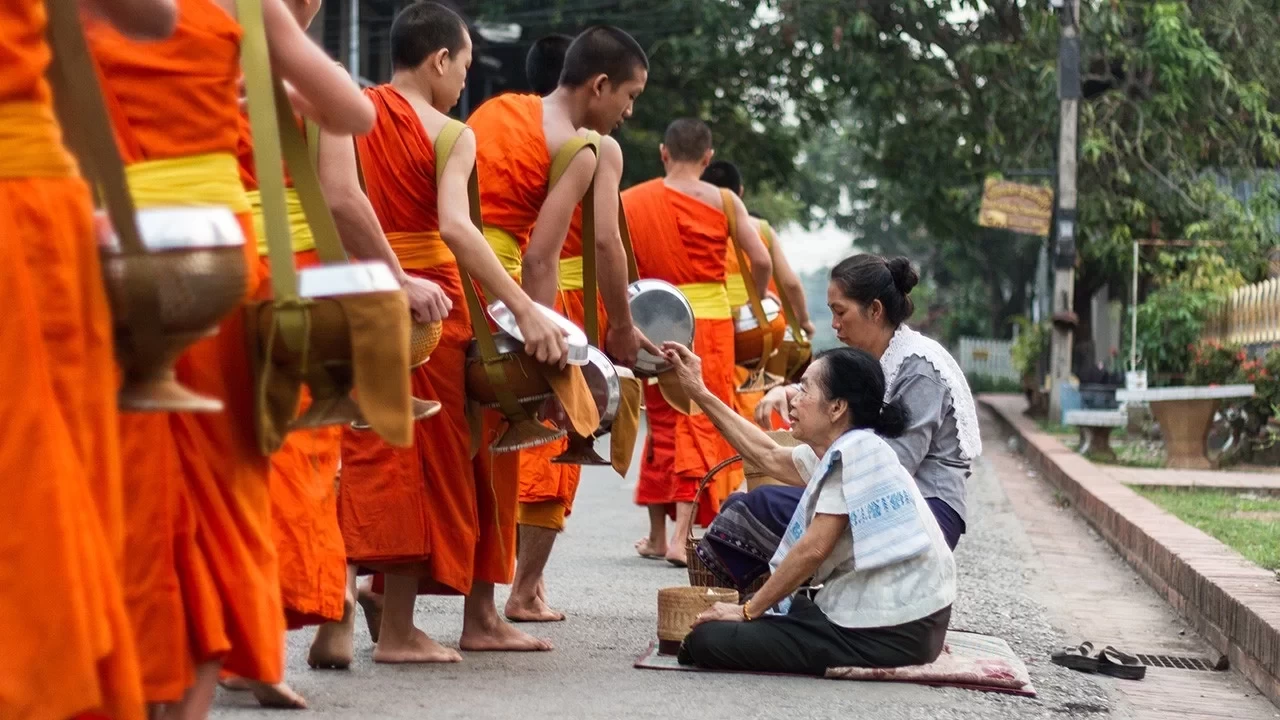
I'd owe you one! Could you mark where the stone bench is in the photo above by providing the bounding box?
[1064,409,1126,462]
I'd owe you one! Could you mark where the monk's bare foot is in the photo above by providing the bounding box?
[357,583,384,643]
[218,676,252,692]
[372,628,461,664]
[634,537,666,559]
[460,619,554,652]
[308,596,355,669]
[504,593,566,623]
[249,681,308,710]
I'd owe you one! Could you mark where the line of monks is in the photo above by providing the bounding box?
[3,0,809,717]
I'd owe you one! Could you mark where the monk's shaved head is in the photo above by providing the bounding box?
[526,33,573,96]
[702,160,742,194]
[663,118,713,162]
[560,25,648,88]
[390,1,468,71]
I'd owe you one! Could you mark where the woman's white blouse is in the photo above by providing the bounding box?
[790,444,956,629]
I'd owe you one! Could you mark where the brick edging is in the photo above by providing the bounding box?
[978,394,1280,708]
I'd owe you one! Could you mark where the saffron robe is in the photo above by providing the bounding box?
[338,84,518,593]
[0,2,145,717]
[622,179,741,517]
[88,0,284,695]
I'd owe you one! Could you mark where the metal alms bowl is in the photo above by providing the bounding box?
[486,300,589,366]
[99,206,248,413]
[627,279,694,376]
[540,345,621,433]
[733,296,788,368]
[464,331,556,407]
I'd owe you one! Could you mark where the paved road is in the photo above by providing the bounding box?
[211,419,1122,719]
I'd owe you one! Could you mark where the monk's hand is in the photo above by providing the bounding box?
[693,602,746,627]
[754,384,796,429]
[403,276,452,324]
[802,320,817,338]
[605,324,660,368]
[517,307,569,368]
[661,342,705,395]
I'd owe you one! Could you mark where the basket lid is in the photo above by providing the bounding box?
[100,206,245,252]
[299,262,400,298]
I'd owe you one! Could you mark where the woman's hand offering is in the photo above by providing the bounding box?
[662,342,706,397]
[754,383,795,429]
[693,602,746,627]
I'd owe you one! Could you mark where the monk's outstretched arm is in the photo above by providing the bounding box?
[317,128,451,323]
[765,226,813,333]
[257,0,374,134]
[523,150,596,306]
[82,0,176,39]
[439,129,567,366]
[591,137,657,365]
[731,194,771,299]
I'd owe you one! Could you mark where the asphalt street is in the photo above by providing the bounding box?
[211,418,1121,719]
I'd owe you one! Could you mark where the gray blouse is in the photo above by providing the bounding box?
[882,355,971,523]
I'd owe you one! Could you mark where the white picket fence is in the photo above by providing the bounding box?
[957,337,1018,381]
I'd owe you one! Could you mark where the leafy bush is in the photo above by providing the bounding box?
[1010,317,1049,379]
[1186,340,1247,386]
[965,373,1022,394]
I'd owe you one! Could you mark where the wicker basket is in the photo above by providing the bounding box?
[656,586,739,655]
[685,456,742,590]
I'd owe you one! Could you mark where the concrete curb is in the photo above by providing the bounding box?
[979,393,1280,708]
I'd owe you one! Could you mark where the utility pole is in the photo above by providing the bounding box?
[1048,0,1081,422]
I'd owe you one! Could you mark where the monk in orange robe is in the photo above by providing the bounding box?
[86,0,373,714]
[624,119,772,566]
[0,3,175,718]
[216,1,356,709]
[701,159,815,429]
[324,1,566,662]
[469,26,652,622]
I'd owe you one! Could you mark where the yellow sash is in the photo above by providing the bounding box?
[0,102,76,178]
[386,230,456,270]
[247,187,314,255]
[678,281,732,320]
[558,255,586,291]
[124,151,250,212]
[483,226,523,279]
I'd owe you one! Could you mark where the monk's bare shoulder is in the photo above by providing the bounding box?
[598,134,623,168]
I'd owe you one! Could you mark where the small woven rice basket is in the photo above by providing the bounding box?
[656,586,739,655]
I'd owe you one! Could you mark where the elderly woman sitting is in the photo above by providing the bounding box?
[659,343,955,676]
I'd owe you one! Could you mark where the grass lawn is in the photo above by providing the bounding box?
[1037,419,1166,468]
[1135,487,1280,571]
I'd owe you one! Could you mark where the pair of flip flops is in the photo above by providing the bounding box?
[1051,642,1147,680]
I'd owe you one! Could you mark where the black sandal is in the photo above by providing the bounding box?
[1097,645,1147,680]
[1051,641,1100,673]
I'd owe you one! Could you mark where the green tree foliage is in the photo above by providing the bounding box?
[468,0,1280,353]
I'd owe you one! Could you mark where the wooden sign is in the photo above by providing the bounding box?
[978,177,1054,237]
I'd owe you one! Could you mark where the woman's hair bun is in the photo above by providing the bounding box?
[886,256,919,295]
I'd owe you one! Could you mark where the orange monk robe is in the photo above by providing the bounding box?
[469,92,585,531]
[236,114,346,629]
[338,85,519,594]
[622,179,740,520]
[0,4,145,718]
[87,0,284,697]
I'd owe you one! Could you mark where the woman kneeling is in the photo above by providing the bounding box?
[661,343,955,676]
